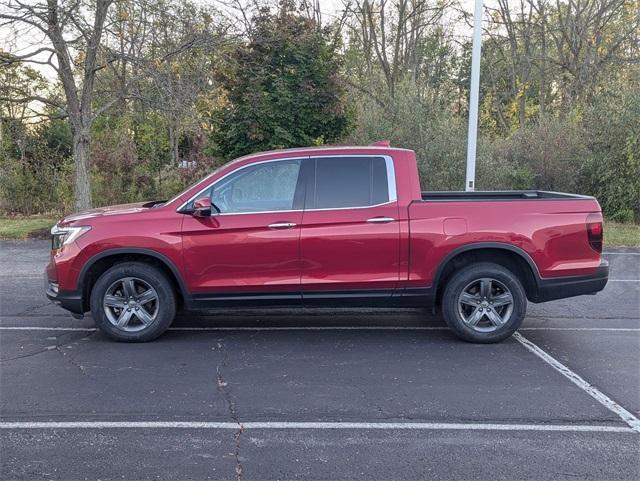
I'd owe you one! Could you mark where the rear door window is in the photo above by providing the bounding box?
[310,156,391,209]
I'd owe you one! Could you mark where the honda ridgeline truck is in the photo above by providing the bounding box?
[46,143,608,342]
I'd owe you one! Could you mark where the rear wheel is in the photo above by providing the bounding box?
[90,262,176,342]
[441,262,526,343]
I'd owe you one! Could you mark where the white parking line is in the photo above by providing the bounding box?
[519,327,639,331]
[0,326,639,332]
[514,332,640,433]
[0,326,97,331]
[0,275,43,279]
[0,420,634,433]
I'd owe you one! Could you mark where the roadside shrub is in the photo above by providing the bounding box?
[491,116,588,193]
[0,163,59,215]
[347,81,472,191]
[579,85,640,222]
[0,119,72,216]
[90,122,222,207]
[473,140,516,191]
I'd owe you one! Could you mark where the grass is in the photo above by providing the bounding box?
[0,215,637,247]
[605,221,640,248]
[0,216,58,240]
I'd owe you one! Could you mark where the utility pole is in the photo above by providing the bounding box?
[465,0,484,192]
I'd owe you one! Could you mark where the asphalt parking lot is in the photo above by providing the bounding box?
[1,240,639,480]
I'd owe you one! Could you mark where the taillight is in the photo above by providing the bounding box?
[586,213,603,253]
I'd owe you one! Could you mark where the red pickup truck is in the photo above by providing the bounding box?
[46,144,608,343]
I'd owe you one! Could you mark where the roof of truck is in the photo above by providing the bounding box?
[234,143,413,162]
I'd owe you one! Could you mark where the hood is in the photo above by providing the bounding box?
[58,201,164,225]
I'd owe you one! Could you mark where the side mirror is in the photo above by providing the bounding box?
[192,197,212,217]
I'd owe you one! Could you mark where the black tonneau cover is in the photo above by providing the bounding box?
[421,190,594,201]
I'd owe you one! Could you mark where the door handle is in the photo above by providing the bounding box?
[268,222,297,229]
[366,217,395,223]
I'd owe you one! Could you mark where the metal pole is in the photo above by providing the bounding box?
[465,0,484,192]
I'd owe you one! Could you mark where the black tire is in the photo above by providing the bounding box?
[441,262,526,343]
[90,262,176,342]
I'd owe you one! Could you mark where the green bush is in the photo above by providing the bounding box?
[490,116,588,193]
[0,163,58,215]
[0,119,72,215]
[90,124,220,207]
[348,80,476,191]
[579,85,640,222]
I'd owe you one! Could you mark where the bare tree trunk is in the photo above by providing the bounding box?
[539,1,547,117]
[518,89,526,127]
[173,121,179,165]
[73,129,92,211]
[174,137,179,165]
[168,122,177,165]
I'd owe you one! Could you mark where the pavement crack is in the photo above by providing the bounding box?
[0,331,95,370]
[216,340,244,481]
[0,345,57,362]
[53,333,94,376]
[14,301,54,317]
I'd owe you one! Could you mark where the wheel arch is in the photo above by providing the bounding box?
[433,243,541,303]
[78,248,189,312]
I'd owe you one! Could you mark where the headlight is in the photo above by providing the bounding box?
[51,225,91,250]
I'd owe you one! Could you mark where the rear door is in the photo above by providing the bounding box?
[299,155,400,302]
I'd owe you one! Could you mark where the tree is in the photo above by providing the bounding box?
[579,80,640,222]
[1,0,116,210]
[1,0,230,209]
[550,0,639,109]
[0,61,50,161]
[132,0,225,166]
[483,0,538,128]
[481,0,640,130]
[212,2,350,159]
[0,61,73,214]
[345,0,455,103]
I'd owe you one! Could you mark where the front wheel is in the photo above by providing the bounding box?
[90,262,176,342]
[441,262,526,343]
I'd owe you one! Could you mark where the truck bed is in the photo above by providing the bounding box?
[421,190,594,201]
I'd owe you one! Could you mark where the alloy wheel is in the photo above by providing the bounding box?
[456,277,514,333]
[102,277,159,332]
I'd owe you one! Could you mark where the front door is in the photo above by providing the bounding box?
[300,156,401,302]
[181,157,305,300]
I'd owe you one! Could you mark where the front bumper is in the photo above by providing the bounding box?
[44,271,84,316]
[533,260,609,303]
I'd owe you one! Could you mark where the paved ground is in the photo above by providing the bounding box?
[0,240,639,480]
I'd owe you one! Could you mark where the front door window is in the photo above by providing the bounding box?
[211,160,301,213]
